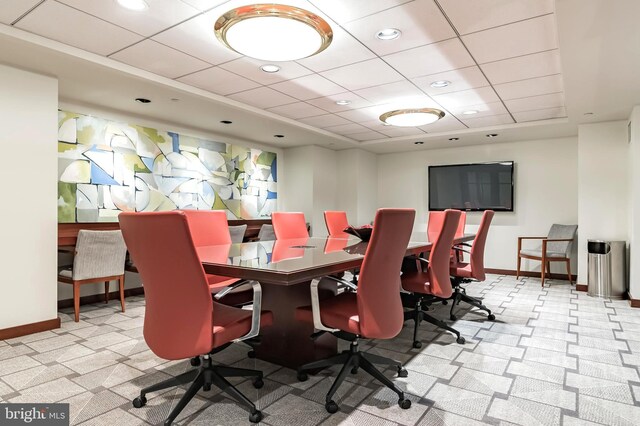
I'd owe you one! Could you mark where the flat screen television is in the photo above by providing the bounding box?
[428,161,514,212]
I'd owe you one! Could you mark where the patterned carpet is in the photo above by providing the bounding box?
[2,275,640,425]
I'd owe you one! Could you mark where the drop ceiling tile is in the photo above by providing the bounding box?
[418,114,467,133]
[178,66,261,95]
[447,101,508,118]
[323,123,370,135]
[413,66,489,96]
[306,92,372,113]
[462,14,558,64]
[354,80,425,104]
[383,38,475,78]
[179,0,230,11]
[266,102,327,120]
[504,92,565,112]
[433,87,499,110]
[461,114,515,128]
[310,0,412,24]
[360,119,394,132]
[111,39,210,79]
[296,26,376,72]
[343,1,455,56]
[378,127,426,138]
[15,0,142,56]
[481,50,562,85]
[349,130,388,142]
[219,58,313,85]
[269,74,346,101]
[439,0,554,35]
[228,87,297,109]
[0,0,41,24]
[513,107,566,122]
[298,114,352,128]
[493,74,563,100]
[58,0,200,37]
[151,11,241,65]
[337,104,392,122]
[320,58,404,91]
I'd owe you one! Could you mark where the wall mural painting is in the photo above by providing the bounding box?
[57,111,277,222]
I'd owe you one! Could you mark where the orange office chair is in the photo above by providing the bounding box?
[428,210,466,261]
[119,211,272,425]
[449,210,496,321]
[271,212,309,239]
[402,210,464,347]
[324,211,350,237]
[295,209,415,414]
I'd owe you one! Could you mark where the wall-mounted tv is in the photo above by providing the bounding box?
[428,161,514,212]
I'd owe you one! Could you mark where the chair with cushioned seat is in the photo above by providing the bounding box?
[257,224,276,241]
[228,224,247,243]
[119,211,272,425]
[324,211,350,237]
[294,208,415,415]
[58,230,127,322]
[272,212,309,239]
[517,224,578,286]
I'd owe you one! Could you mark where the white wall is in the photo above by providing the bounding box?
[377,137,579,273]
[577,121,629,284]
[336,149,378,226]
[0,65,58,329]
[628,107,640,298]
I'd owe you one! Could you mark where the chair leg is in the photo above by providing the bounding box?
[540,256,546,287]
[359,356,406,401]
[459,293,494,320]
[119,275,126,313]
[449,290,461,320]
[298,352,350,373]
[73,282,80,322]
[164,372,205,426]
[361,352,402,369]
[213,373,261,417]
[216,365,262,379]
[566,259,572,285]
[104,281,109,304]
[421,312,465,344]
[516,255,521,280]
[325,353,355,404]
[139,369,199,397]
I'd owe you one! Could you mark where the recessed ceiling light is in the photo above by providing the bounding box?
[380,108,445,127]
[414,141,424,145]
[260,64,280,73]
[116,0,148,11]
[220,120,233,124]
[462,110,479,115]
[335,100,351,106]
[449,137,459,141]
[135,98,151,104]
[376,28,401,40]
[430,80,451,88]
[486,133,499,138]
[274,134,285,138]
[584,112,594,116]
[170,98,180,102]
[215,4,333,61]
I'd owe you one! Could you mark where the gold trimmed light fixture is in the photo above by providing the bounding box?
[379,108,445,127]
[214,4,333,62]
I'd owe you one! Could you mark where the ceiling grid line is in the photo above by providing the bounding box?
[9,0,45,26]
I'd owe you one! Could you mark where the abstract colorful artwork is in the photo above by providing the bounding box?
[57,111,277,222]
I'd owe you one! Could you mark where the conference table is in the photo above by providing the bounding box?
[198,233,475,369]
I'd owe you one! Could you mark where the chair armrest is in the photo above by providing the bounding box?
[322,275,358,292]
[310,278,340,333]
[541,238,575,243]
[453,247,471,255]
[517,236,547,240]
[215,280,263,342]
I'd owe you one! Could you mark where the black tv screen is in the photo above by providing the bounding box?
[429,161,514,212]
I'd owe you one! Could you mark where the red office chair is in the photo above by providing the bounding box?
[272,212,309,239]
[119,211,272,425]
[295,208,415,414]
[324,211,350,237]
[428,210,466,262]
[402,210,465,347]
[449,210,496,321]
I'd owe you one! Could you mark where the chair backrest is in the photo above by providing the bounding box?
[181,210,231,247]
[427,210,461,299]
[428,210,466,240]
[271,238,307,263]
[547,224,578,255]
[357,208,415,339]
[456,211,467,237]
[119,212,214,360]
[324,211,349,237]
[272,212,309,239]
[228,224,247,243]
[258,224,276,241]
[73,230,127,280]
[468,210,495,281]
[324,236,349,253]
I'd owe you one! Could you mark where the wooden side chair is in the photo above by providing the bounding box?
[517,224,578,286]
[58,230,127,321]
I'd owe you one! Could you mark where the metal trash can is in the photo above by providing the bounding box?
[587,240,626,299]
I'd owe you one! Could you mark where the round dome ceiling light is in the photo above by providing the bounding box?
[260,64,281,73]
[117,0,148,11]
[376,28,401,40]
[379,108,445,127]
[214,4,333,62]
[335,100,351,106]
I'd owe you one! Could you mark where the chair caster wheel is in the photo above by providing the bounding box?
[190,357,201,367]
[441,300,448,305]
[252,378,264,389]
[487,314,496,321]
[450,314,457,321]
[249,410,263,423]
[398,367,408,378]
[247,350,256,359]
[325,400,339,414]
[399,398,411,409]
[297,371,308,382]
[203,384,211,391]
[412,341,422,349]
[351,367,359,374]
[132,396,147,408]
[456,336,466,344]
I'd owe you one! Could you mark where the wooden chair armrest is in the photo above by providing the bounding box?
[517,236,547,240]
[542,238,575,243]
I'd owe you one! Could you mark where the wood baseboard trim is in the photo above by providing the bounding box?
[0,317,61,340]
[576,284,588,292]
[486,268,577,282]
[58,286,145,309]
[629,292,640,308]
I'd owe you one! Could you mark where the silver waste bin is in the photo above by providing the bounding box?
[587,240,626,299]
